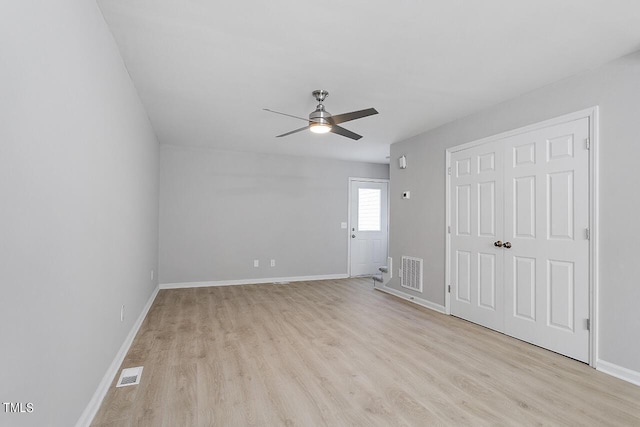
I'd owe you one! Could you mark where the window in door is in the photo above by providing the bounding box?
[358,188,381,231]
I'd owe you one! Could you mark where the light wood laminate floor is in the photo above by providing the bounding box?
[92,278,640,426]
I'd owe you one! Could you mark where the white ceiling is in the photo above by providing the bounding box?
[97,0,640,164]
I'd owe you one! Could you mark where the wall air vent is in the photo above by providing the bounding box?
[400,256,423,292]
[116,366,143,388]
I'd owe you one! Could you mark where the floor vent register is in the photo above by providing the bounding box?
[116,366,143,387]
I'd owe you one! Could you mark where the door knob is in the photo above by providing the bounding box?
[494,240,503,247]
[352,234,356,238]
[503,241,512,249]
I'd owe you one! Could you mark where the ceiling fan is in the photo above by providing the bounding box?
[264,90,378,141]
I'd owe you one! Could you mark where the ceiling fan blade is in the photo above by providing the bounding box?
[330,125,362,140]
[329,108,378,125]
[276,126,309,137]
[263,108,309,122]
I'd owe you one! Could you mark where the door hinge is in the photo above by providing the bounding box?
[586,318,590,331]
[448,285,451,293]
[585,228,590,240]
[447,225,451,234]
[585,138,590,150]
[448,167,452,175]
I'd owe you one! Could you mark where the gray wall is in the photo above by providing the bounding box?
[0,2,159,426]
[159,145,389,284]
[388,51,640,373]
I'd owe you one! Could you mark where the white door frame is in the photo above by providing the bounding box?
[444,107,599,366]
[348,177,390,277]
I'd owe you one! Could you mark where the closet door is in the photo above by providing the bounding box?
[450,141,504,332]
[502,118,590,362]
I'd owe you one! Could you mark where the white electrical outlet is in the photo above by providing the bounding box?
[254,260,259,268]
[270,259,275,267]
[120,305,125,322]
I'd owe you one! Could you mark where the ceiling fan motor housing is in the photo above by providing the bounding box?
[309,103,332,126]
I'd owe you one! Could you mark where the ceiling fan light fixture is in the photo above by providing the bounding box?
[309,122,332,134]
[309,102,332,134]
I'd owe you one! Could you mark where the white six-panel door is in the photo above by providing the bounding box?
[450,118,590,362]
[450,142,504,331]
[503,118,590,362]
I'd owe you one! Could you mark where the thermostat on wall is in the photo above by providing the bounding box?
[402,191,410,199]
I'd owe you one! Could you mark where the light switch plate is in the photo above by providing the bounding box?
[341,222,347,229]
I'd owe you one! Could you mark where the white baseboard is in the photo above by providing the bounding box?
[376,284,446,314]
[596,359,640,387]
[160,273,349,289]
[75,285,159,427]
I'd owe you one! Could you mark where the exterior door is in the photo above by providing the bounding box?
[503,118,590,362]
[450,141,504,331]
[449,117,590,362]
[350,180,389,277]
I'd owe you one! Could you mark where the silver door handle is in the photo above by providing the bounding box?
[352,234,356,238]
